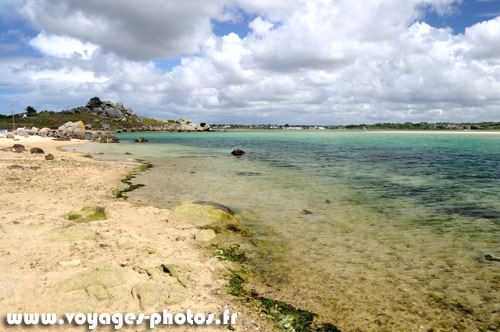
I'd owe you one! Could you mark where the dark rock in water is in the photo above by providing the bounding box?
[193,201,235,215]
[302,210,313,215]
[135,137,149,143]
[237,172,262,176]
[485,254,500,262]
[231,149,246,156]
[7,164,24,170]
[11,144,26,153]
[325,199,331,204]
[30,147,44,154]
[45,153,55,160]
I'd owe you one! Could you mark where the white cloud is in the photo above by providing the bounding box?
[29,32,98,59]
[1,0,500,124]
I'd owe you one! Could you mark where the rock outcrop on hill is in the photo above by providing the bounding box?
[60,97,211,132]
[61,97,142,124]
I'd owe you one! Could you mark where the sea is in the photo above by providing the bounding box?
[68,130,500,332]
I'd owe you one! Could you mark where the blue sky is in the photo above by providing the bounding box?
[0,0,499,124]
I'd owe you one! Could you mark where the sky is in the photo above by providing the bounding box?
[0,0,499,125]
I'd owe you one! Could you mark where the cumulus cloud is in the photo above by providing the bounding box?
[19,0,228,60]
[1,0,499,124]
[29,32,98,59]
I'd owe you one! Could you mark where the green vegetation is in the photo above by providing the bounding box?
[211,244,247,262]
[82,153,93,158]
[25,106,37,115]
[86,96,102,108]
[0,110,164,130]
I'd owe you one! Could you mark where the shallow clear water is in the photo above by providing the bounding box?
[70,131,500,332]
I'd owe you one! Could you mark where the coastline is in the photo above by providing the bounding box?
[0,136,274,331]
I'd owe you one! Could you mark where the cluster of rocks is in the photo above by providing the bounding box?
[161,118,211,132]
[117,118,211,133]
[62,99,141,123]
[10,143,54,160]
[13,126,78,140]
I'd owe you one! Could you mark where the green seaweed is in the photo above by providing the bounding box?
[226,223,253,237]
[211,244,247,262]
[227,271,340,332]
[484,254,500,262]
[82,153,93,158]
[112,159,153,199]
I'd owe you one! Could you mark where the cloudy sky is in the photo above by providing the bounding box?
[0,0,499,124]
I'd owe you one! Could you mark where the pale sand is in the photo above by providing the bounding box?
[0,136,273,331]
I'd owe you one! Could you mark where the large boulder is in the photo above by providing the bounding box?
[38,128,51,137]
[102,108,123,118]
[27,127,39,135]
[58,121,85,139]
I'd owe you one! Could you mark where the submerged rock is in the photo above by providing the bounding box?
[302,210,313,215]
[231,149,246,156]
[193,201,235,215]
[237,172,262,176]
[170,201,239,228]
[135,137,149,142]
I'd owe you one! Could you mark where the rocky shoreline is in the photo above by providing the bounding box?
[0,136,274,332]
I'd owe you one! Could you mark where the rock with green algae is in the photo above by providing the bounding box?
[170,201,240,228]
[195,229,217,242]
[57,264,128,293]
[56,263,129,312]
[132,264,187,310]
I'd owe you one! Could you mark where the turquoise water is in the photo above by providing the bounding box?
[70,131,500,332]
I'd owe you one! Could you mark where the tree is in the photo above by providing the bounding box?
[25,106,37,115]
[86,96,102,109]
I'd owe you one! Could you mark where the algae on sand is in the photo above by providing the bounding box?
[64,206,107,227]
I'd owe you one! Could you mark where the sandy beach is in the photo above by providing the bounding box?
[0,136,273,331]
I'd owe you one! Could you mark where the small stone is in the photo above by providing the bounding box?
[45,153,55,160]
